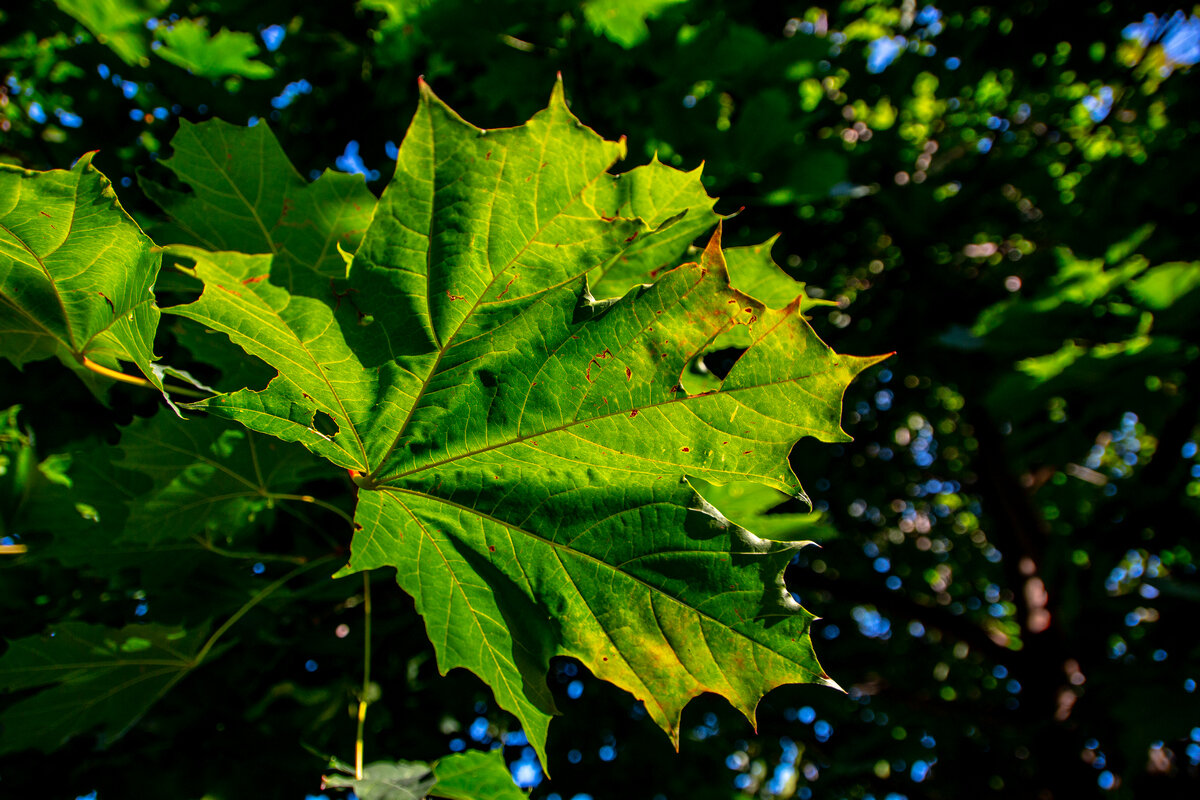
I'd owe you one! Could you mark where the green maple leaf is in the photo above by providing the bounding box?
[322,750,525,800]
[52,0,170,67]
[582,0,691,48]
[427,750,528,800]
[0,153,167,397]
[166,79,884,761]
[0,622,206,753]
[103,409,331,546]
[323,760,436,800]
[584,156,719,298]
[153,19,274,80]
[725,234,839,312]
[16,410,333,579]
[142,117,377,291]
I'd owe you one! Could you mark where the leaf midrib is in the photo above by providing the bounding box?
[184,257,371,469]
[367,125,623,480]
[0,217,76,351]
[377,366,828,487]
[192,126,278,254]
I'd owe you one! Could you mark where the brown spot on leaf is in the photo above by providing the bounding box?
[39,211,51,218]
[488,545,496,552]
[625,367,632,380]
[497,273,518,299]
[630,410,639,418]
[446,291,465,301]
[584,348,613,382]
[242,274,269,284]
[681,447,690,452]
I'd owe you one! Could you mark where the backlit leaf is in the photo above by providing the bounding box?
[143,118,376,290]
[52,0,169,67]
[582,0,691,48]
[167,79,883,761]
[0,154,164,393]
[323,760,436,800]
[321,750,526,800]
[153,19,274,80]
[431,750,527,800]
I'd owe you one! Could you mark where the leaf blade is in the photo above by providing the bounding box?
[0,153,163,388]
[0,622,205,753]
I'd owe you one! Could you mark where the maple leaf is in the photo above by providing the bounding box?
[165,78,885,762]
[322,750,524,800]
[0,154,165,396]
[0,622,206,753]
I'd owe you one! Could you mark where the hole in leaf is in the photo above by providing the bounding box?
[313,411,339,437]
[700,347,745,380]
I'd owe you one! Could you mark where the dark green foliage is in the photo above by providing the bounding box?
[2,1,1199,799]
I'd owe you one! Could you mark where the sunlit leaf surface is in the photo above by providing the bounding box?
[168,80,881,760]
[0,153,163,390]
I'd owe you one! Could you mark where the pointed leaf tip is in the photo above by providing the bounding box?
[702,220,725,266]
[548,75,568,111]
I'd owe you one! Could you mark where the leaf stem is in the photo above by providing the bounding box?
[191,534,309,564]
[193,554,338,667]
[268,493,355,525]
[79,356,208,399]
[355,572,372,780]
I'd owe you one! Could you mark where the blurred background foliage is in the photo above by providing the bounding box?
[2,0,1199,798]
